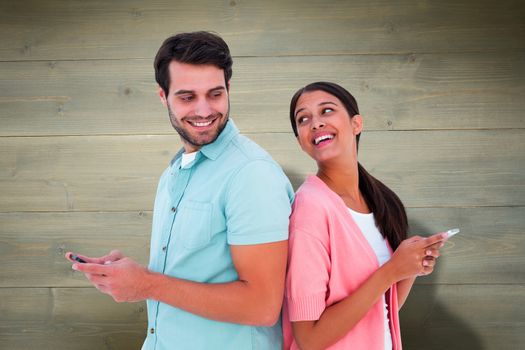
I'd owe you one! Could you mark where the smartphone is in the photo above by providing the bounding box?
[445,228,460,238]
[70,254,87,263]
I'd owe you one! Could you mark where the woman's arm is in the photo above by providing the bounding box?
[396,276,417,309]
[292,261,397,350]
[291,234,445,350]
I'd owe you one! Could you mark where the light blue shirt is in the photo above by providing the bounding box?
[142,119,294,350]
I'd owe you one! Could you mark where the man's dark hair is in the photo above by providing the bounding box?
[154,31,233,95]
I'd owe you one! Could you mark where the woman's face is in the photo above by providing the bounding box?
[293,90,362,164]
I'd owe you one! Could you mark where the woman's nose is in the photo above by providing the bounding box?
[311,116,325,130]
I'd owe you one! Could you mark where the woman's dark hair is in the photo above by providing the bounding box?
[154,31,233,95]
[289,82,407,249]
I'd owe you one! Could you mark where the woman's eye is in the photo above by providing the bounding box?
[322,107,334,114]
[297,116,309,124]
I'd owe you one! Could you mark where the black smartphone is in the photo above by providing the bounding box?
[70,254,87,263]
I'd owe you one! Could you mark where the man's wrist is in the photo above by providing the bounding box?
[141,269,160,301]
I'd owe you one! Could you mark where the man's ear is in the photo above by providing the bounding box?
[158,86,168,107]
[352,114,363,135]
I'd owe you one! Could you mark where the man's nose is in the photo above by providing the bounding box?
[195,99,213,117]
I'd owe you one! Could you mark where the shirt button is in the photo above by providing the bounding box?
[150,328,155,334]
[162,246,167,252]
[171,206,176,212]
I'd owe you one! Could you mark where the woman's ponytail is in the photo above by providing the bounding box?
[358,162,407,249]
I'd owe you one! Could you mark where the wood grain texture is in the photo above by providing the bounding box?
[1,0,524,61]
[0,211,151,287]
[1,285,523,349]
[1,0,523,348]
[0,328,145,350]
[401,284,525,350]
[1,130,523,211]
[0,288,146,350]
[1,52,524,136]
[407,207,525,285]
[0,207,523,287]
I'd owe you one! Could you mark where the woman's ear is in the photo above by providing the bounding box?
[352,114,363,135]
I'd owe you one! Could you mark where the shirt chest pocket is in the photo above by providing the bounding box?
[173,200,212,250]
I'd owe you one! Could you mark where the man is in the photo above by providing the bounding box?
[67,31,294,349]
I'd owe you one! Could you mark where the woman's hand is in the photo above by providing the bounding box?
[386,233,446,282]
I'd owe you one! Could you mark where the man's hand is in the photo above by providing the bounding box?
[64,241,288,326]
[71,254,151,303]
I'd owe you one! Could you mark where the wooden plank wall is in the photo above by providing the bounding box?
[1,0,524,349]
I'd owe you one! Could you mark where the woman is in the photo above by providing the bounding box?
[283,82,447,350]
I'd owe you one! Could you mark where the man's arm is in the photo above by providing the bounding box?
[73,240,288,326]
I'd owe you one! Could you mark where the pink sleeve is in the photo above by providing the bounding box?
[285,194,331,321]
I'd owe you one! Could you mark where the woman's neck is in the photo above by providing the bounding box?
[317,160,370,213]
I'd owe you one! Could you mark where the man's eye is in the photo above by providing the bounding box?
[180,95,194,101]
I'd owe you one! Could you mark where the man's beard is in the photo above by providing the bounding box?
[167,102,229,149]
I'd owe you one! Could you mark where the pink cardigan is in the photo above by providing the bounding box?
[283,175,402,350]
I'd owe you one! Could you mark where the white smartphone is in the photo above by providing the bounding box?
[445,228,460,238]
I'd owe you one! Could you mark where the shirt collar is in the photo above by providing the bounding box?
[199,118,239,160]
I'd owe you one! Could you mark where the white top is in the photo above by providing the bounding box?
[181,151,197,168]
[348,208,393,350]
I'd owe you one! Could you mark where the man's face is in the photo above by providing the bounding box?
[159,61,230,153]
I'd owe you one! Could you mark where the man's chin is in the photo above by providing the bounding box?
[195,135,220,147]
[185,131,219,147]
